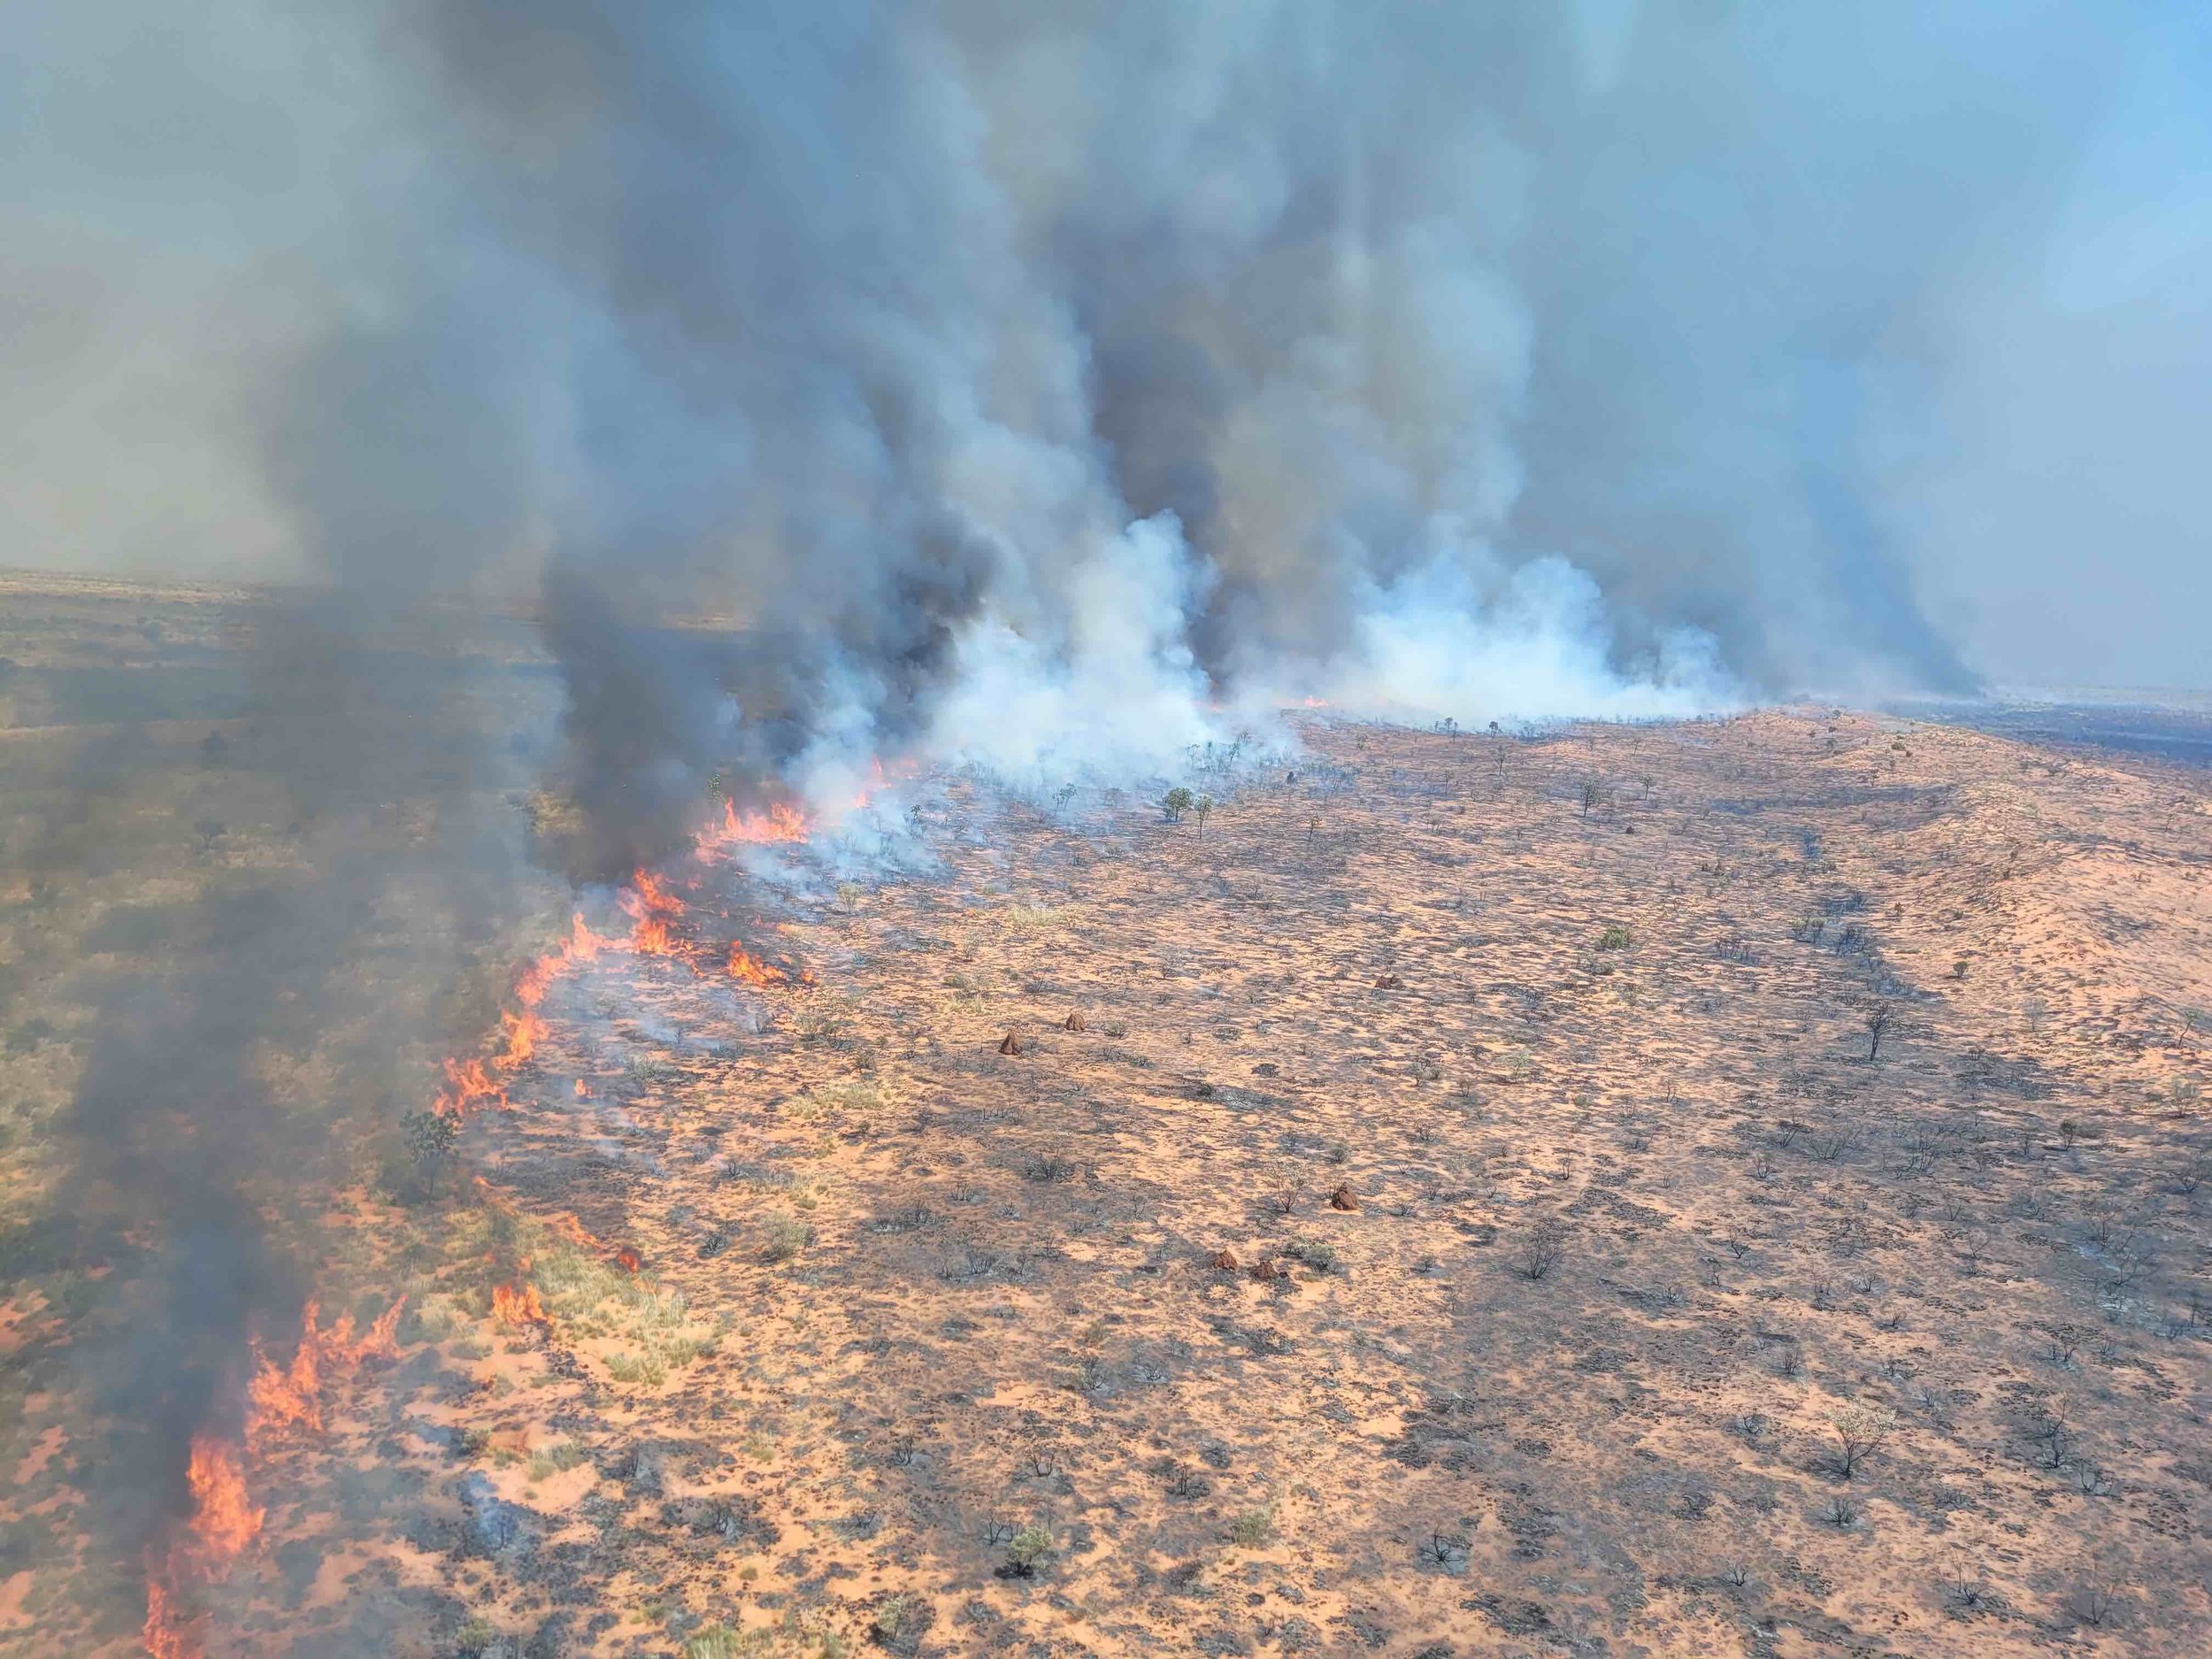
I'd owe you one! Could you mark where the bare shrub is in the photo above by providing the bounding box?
[2066,1578,2118,1629]
[1513,1219,1566,1281]
[1864,1003,1893,1060]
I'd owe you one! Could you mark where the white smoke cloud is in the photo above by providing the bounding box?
[923,512,1245,787]
[1316,543,1734,725]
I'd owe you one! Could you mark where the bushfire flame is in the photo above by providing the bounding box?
[246,1297,405,1442]
[727,942,791,987]
[514,912,612,1006]
[434,1054,510,1122]
[185,1436,262,1560]
[150,770,859,1652]
[619,869,686,956]
[492,1281,548,1328]
[498,1006,547,1068]
[701,797,812,856]
[142,1578,193,1659]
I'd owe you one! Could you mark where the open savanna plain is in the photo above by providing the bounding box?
[4,592,2209,1658]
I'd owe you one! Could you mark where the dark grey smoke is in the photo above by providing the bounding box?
[39,599,548,1589]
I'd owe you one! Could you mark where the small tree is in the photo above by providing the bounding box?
[1007,1523,1054,1577]
[1865,1003,1893,1061]
[194,817,226,854]
[1579,779,1601,818]
[1830,1403,1896,1478]
[1163,787,1194,823]
[402,1108,457,1194]
[1194,794,1214,836]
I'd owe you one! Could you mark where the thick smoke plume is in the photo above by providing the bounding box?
[15,2,2191,856]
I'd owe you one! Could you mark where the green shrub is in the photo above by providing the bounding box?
[1230,1507,1275,1547]
[763,1215,811,1263]
[1008,1523,1054,1574]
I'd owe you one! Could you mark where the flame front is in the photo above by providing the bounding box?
[492,1281,548,1328]
[247,1297,406,1442]
[142,1578,194,1659]
[498,1007,547,1068]
[701,798,812,856]
[515,912,612,1007]
[186,1436,263,1561]
[434,1055,510,1122]
[437,911,623,1119]
[145,780,880,1651]
[727,942,791,987]
[619,869,686,956]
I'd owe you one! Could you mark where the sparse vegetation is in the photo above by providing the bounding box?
[1864,1002,1893,1060]
[763,1214,812,1263]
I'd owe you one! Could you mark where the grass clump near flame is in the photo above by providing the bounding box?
[762,1214,812,1264]
[1000,903,1063,932]
[682,1615,849,1659]
[526,1439,587,1481]
[804,1079,881,1117]
[449,1213,717,1382]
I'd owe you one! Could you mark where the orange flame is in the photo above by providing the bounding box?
[615,1248,641,1272]
[492,1282,548,1328]
[436,910,621,1119]
[142,1577,194,1659]
[618,869,686,956]
[245,1297,407,1443]
[727,942,792,987]
[245,1333,321,1439]
[545,1212,603,1252]
[434,1055,510,1122]
[703,798,812,852]
[514,912,613,1006]
[497,1007,547,1069]
[186,1437,262,1561]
